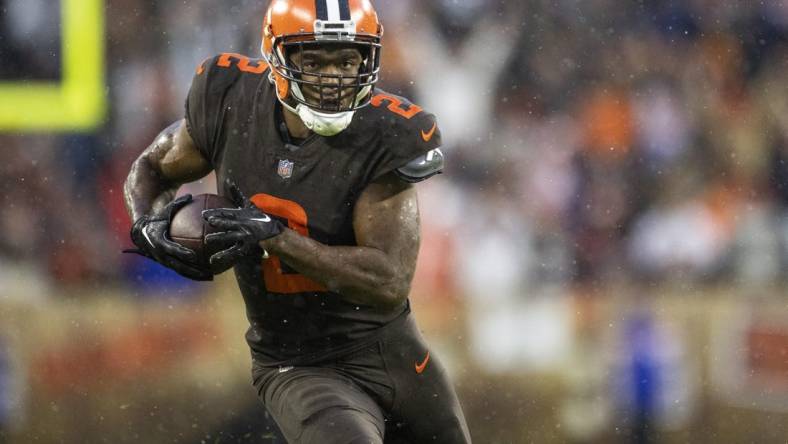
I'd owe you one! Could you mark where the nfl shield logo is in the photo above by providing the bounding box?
[277,159,294,179]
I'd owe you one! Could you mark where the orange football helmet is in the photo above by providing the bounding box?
[262,0,383,115]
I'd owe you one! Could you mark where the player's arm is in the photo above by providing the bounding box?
[203,172,418,310]
[124,119,212,220]
[123,119,214,280]
[270,173,417,309]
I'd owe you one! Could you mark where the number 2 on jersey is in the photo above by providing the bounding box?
[250,193,327,294]
[370,92,423,119]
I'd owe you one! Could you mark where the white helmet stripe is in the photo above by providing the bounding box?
[326,0,341,21]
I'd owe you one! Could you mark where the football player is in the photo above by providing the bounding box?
[123,0,470,442]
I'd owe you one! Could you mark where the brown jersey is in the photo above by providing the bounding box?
[184,53,443,365]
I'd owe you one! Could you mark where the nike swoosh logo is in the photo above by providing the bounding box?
[415,351,430,374]
[250,215,271,223]
[421,122,437,142]
[142,225,155,248]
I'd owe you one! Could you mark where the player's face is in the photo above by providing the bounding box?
[288,46,364,111]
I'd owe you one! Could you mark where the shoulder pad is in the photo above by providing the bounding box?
[361,89,443,182]
[395,148,444,183]
[194,53,269,92]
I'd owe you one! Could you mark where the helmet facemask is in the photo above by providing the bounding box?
[268,35,381,114]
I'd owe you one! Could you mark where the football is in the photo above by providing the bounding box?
[169,193,237,273]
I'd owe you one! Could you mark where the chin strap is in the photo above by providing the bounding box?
[277,80,371,137]
[296,105,355,137]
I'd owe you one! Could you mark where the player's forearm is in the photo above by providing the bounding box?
[261,229,410,309]
[124,156,179,221]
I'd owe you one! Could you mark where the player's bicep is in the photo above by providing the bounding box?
[353,172,420,276]
[148,119,212,184]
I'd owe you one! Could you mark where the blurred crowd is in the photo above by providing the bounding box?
[0,0,787,294]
